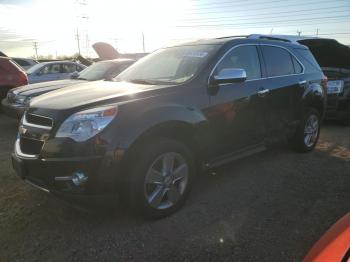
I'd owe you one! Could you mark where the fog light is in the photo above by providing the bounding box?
[71,172,88,186]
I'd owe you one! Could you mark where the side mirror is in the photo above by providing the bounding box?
[210,68,247,85]
[70,71,79,79]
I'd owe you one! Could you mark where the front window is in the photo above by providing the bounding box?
[115,44,220,84]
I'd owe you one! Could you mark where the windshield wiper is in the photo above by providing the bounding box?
[127,79,158,85]
[127,79,175,85]
[77,77,88,80]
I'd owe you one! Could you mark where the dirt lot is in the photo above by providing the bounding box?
[0,114,349,262]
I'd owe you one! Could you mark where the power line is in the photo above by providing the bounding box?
[181,0,349,15]
[178,6,350,22]
[169,32,350,42]
[170,19,350,32]
[185,0,335,11]
[178,10,350,25]
[175,15,350,28]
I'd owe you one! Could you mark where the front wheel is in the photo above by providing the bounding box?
[126,138,195,218]
[289,108,321,152]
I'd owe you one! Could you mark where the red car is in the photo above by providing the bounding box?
[0,56,28,100]
[304,213,350,262]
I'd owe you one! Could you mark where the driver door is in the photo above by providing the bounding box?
[206,45,267,155]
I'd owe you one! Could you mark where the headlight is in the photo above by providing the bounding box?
[23,96,31,105]
[15,95,27,104]
[56,105,118,142]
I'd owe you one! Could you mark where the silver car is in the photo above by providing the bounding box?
[26,61,86,84]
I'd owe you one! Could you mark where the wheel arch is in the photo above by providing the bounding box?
[301,82,326,118]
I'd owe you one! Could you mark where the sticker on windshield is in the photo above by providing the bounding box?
[183,51,208,58]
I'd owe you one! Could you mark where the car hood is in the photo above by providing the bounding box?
[12,79,86,97]
[30,80,173,111]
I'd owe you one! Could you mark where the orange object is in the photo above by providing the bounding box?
[303,213,350,262]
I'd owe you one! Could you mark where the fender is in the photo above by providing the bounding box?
[111,103,210,151]
[300,81,326,118]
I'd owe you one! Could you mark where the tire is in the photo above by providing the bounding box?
[126,138,195,218]
[289,108,321,153]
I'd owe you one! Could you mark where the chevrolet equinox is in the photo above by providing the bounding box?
[12,37,326,218]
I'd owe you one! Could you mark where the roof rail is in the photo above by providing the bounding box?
[258,36,291,42]
[215,35,248,40]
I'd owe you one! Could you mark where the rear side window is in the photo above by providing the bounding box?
[261,46,296,77]
[216,45,261,80]
[294,48,322,73]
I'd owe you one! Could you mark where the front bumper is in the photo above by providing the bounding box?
[12,140,124,205]
[1,98,26,119]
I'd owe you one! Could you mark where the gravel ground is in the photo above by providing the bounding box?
[0,114,349,262]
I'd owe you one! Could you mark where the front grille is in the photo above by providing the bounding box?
[20,137,44,155]
[26,113,53,127]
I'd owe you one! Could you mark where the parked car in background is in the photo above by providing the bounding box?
[12,37,326,218]
[12,57,38,70]
[26,61,86,84]
[1,59,134,118]
[0,56,28,101]
[249,34,350,125]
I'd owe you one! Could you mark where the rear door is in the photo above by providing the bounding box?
[259,45,304,138]
[207,45,266,155]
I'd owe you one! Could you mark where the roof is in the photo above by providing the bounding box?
[174,36,248,46]
[39,60,80,65]
[170,35,306,49]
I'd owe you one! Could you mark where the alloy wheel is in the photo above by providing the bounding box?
[144,152,189,210]
[304,114,319,148]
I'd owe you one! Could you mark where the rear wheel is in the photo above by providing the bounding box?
[127,138,195,218]
[289,108,321,152]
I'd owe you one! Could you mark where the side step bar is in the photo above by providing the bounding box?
[205,143,266,169]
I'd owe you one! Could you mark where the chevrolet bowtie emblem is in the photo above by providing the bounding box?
[19,126,27,135]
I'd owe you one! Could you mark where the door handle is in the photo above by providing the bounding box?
[257,88,270,97]
[299,80,307,86]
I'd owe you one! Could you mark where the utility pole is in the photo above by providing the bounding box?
[142,32,145,53]
[33,41,38,60]
[270,28,274,34]
[316,28,319,37]
[75,28,81,55]
[297,30,302,36]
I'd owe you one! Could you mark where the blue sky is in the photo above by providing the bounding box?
[0,0,349,57]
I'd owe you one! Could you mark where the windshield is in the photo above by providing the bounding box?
[77,62,118,81]
[115,44,219,84]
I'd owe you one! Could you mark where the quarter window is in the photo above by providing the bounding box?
[216,45,261,80]
[292,56,303,74]
[261,46,295,77]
